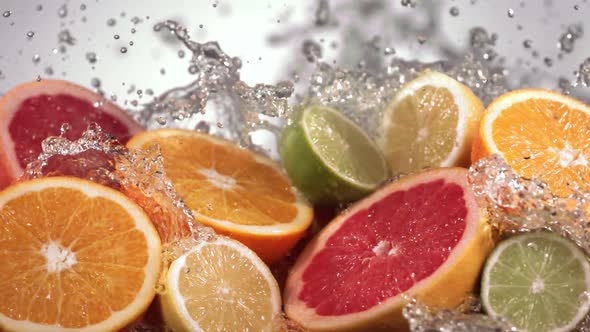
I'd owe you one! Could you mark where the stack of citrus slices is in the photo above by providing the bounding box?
[1,70,590,332]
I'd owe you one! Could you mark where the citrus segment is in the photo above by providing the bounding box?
[472,89,590,196]
[481,232,590,332]
[0,80,143,189]
[284,168,493,331]
[127,129,313,264]
[0,177,161,332]
[379,70,484,173]
[280,105,389,204]
[160,237,281,332]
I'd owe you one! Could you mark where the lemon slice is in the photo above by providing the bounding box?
[160,237,281,332]
[379,70,484,173]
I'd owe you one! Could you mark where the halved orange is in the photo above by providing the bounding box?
[127,129,314,264]
[0,177,161,332]
[472,89,590,196]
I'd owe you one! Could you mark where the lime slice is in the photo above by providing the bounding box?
[481,232,590,332]
[280,105,389,204]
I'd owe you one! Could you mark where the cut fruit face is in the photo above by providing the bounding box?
[284,168,493,331]
[481,232,590,332]
[0,177,161,332]
[160,237,281,332]
[280,105,389,204]
[379,70,484,173]
[127,129,313,264]
[0,80,144,189]
[473,89,590,196]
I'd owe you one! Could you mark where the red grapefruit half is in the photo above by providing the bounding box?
[0,79,143,189]
[284,167,493,331]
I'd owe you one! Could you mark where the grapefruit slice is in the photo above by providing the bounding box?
[284,168,494,331]
[0,80,143,189]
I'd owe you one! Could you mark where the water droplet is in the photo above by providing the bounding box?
[44,67,54,75]
[85,52,97,64]
[302,39,322,62]
[523,39,532,48]
[449,6,460,16]
[36,75,42,82]
[130,17,142,26]
[401,0,417,8]
[57,4,67,18]
[32,54,41,63]
[114,34,120,40]
[156,116,167,125]
[507,8,515,17]
[60,123,71,134]
[160,68,166,75]
[576,57,590,87]
[90,78,101,88]
[417,35,427,44]
[178,50,185,58]
[212,1,219,8]
[558,24,583,53]
[198,24,204,28]
[80,4,86,11]
[574,4,580,10]
[216,121,223,128]
[58,29,76,45]
[120,47,128,54]
[106,18,116,27]
[195,121,210,132]
[544,57,553,67]
[384,47,396,55]
[131,28,136,34]
[2,11,11,18]
[26,31,35,38]
[314,0,330,26]
[129,41,134,46]
[36,5,43,11]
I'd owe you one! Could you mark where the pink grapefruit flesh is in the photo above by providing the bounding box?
[0,80,143,188]
[284,167,493,331]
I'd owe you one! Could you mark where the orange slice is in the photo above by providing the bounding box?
[0,177,161,332]
[472,89,590,196]
[127,129,313,264]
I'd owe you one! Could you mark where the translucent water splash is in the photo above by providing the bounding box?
[467,154,590,253]
[139,20,293,147]
[22,124,199,243]
[403,297,516,332]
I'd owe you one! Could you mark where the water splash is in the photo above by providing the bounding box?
[403,297,516,332]
[558,24,583,54]
[139,20,293,146]
[22,124,197,243]
[467,154,590,253]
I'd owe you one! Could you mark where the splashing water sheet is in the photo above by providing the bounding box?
[2,0,590,331]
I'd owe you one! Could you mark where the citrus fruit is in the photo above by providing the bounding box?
[284,167,493,331]
[481,232,590,332]
[0,79,143,189]
[160,237,281,332]
[379,70,484,173]
[280,104,390,204]
[127,129,313,264]
[0,176,161,332]
[472,89,590,196]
